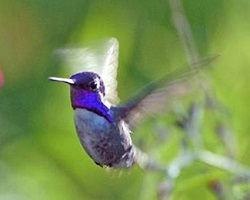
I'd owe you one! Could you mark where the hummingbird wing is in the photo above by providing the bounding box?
[100,38,119,104]
[117,54,218,127]
[55,38,119,104]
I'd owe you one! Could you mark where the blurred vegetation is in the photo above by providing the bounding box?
[1,0,250,199]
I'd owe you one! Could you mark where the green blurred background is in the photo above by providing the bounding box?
[1,0,250,199]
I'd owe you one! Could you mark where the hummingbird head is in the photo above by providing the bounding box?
[49,72,114,123]
[69,72,105,98]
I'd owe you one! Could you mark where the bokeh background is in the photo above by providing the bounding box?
[1,0,250,199]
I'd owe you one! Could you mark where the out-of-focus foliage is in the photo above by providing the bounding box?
[1,0,250,199]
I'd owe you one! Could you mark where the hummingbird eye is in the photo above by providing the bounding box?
[89,80,99,91]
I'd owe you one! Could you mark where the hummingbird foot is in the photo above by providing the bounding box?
[110,145,136,168]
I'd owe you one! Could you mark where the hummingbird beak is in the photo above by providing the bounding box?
[48,77,75,85]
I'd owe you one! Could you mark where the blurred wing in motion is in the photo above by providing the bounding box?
[116,54,218,127]
[55,38,119,104]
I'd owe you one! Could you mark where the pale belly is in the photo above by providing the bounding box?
[74,108,135,167]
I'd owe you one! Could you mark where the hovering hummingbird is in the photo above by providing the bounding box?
[49,38,216,168]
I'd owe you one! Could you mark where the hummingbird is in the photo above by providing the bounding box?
[49,38,216,168]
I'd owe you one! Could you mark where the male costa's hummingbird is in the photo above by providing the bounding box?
[49,38,215,168]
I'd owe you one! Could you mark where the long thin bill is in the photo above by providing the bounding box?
[48,77,75,84]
